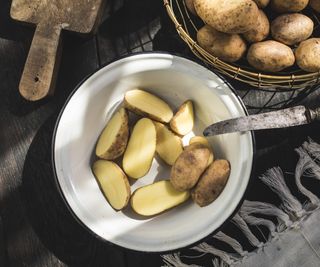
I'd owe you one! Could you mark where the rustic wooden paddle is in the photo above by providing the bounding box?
[11,0,104,101]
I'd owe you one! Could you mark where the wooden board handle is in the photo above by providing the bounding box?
[19,23,62,101]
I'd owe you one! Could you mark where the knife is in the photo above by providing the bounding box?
[203,106,320,137]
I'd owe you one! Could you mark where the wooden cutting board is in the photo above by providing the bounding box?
[11,0,105,101]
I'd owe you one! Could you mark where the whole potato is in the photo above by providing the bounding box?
[310,0,320,12]
[247,40,295,72]
[295,38,320,72]
[194,0,259,33]
[185,0,197,15]
[170,143,211,191]
[253,0,270,8]
[271,0,309,13]
[271,14,314,46]
[243,9,270,43]
[192,160,230,207]
[197,25,247,63]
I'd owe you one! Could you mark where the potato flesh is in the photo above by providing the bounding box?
[123,118,156,179]
[124,89,173,123]
[131,180,190,216]
[170,100,194,135]
[92,160,130,210]
[154,122,183,165]
[96,108,128,160]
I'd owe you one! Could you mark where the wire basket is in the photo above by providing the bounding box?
[164,0,320,91]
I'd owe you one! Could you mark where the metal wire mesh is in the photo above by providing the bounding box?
[164,0,320,113]
[98,0,319,113]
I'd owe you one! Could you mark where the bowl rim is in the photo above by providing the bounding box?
[51,51,256,254]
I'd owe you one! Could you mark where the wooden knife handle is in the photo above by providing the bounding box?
[19,23,62,101]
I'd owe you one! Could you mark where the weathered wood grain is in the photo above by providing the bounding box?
[0,1,104,264]
[10,0,105,101]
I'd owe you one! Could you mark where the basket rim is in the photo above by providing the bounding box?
[164,0,320,82]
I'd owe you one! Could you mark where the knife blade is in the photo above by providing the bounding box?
[203,105,320,137]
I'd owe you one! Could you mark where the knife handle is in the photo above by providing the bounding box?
[309,107,320,122]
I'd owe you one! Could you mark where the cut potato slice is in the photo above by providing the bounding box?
[170,100,194,135]
[123,118,156,178]
[130,180,190,216]
[154,122,183,165]
[189,136,214,166]
[92,160,131,210]
[96,108,129,160]
[124,89,173,123]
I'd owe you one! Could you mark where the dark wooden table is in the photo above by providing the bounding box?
[1,0,320,266]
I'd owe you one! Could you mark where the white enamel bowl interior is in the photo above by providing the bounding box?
[53,53,253,252]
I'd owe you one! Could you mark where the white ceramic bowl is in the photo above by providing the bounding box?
[53,53,254,253]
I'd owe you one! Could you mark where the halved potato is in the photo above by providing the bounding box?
[92,160,131,210]
[124,89,173,123]
[170,100,194,135]
[154,122,183,165]
[130,180,190,216]
[189,136,214,166]
[122,118,156,178]
[95,108,129,160]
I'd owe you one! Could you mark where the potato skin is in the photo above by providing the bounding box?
[253,0,270,8]
[197,25,247,63]
[92,160,131,211]
[192,160,230,207]
[189,138,214,167]
[185,0,197,15]
[194,0,259,34]
[243,9,270,43]
[96,108,129,160]
[271,0,309,13]
[310,0,320,12]
[295,38,320,72]
[271,14,314,46]
[247,40,295,72]
[170,143,211,191]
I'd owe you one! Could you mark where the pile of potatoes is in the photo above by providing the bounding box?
[92,89,230,216]
[186,0,320,73]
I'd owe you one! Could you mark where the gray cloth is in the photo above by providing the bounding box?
[162,139,320,267]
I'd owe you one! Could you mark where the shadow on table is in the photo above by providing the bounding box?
[99,0,162,38]
[21,114,163,267]
[21,114,126,267]
[0,0,34,41]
